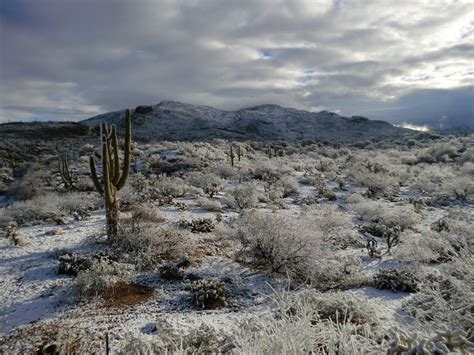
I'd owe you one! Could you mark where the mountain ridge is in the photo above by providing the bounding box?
[80,100,409,141]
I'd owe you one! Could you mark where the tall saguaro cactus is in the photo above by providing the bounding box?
[89,109,132,240]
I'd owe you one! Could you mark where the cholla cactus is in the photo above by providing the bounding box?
[89,109,132,240]
[387,328,474,355]
[185,278,229,309]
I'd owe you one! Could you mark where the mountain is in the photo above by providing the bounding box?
[82,100,409,141]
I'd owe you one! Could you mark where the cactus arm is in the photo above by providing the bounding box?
[116,109,131,190]
[89,156,104,195]
[111,125,121,185]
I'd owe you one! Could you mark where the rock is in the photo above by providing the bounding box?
[134,105,154,114]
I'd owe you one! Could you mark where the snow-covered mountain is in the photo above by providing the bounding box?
[82,100,409,141]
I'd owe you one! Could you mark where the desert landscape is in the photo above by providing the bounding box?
[1,1,473,354]
[0,102,473,353]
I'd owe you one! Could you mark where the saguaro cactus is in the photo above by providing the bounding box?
[237,145,242,162]
[229,146,235,166]
[58,154,76,190]
[89,109,132,239]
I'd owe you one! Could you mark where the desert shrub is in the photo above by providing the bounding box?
[2,191,102,226]
[416,142,459,163]
[297,291,379,325]
[349,197,418,231]
[195,197,222,212]
[232,181,263,209]
[274,175,299,197]
[373,269,419,293]
[252,161,292,185]
[393,231,453,263]
[115,218,187,270]
[78,143,95,156]
[235,292,386,354]
[74,260,133,299]
[409,164,453,195]
[186,172,225,198]
[130,204,166,224]
[233,210,360,286]
[7,164,53,200]
[458,146,474,164]
[153,174,187,198]
[120,322,234,354]
[444,175,474,201]
[303,205,362,247]
[178,218,215,233]
[387,327,474,355]
[352,169,399,198]
[220,194,237,209]
[212,165,239,180]
[1,193,62,226]
[402,258,473,331]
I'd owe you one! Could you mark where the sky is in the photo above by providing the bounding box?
[0,0,473,129]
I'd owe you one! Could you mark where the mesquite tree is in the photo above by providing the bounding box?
[89,109,132,239]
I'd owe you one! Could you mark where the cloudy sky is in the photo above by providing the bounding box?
[1,0,473,129]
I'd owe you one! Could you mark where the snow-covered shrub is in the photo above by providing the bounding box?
[458,146,474,164]
[74,261,133,299]
[153,174,187,198]
[274,175,299,197]
[1,193,62,226]
[352,169,399,198]
[444,175,474,201]
[233,210,360,286]
[235,292,386,354]
[7,164,53,200]
[212,165,239,180]
[195,197,222,212]
[349,197,418,231]
[119,322,233,354]
[303,205,362,247]
[186,171,226,198]
[387,327,474,355]
[402,262,473,331]
[252,161,292,185]
[297,291,379,325]
[115,218,188,270]
[232,181,263,209]
[130,204,166,224]
[393,231,453,263]
[417,142,459,163]
[373,269,419,293]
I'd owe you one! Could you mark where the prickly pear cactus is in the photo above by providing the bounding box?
[185,278,229,309]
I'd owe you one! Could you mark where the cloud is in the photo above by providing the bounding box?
[395,122,431,132]
[0,0,473,127]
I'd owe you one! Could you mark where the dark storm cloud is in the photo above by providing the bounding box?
[0,0,473,128]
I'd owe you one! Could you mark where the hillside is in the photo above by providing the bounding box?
[82,101,409,141]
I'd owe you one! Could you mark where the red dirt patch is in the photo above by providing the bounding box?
[101,282,154,307]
